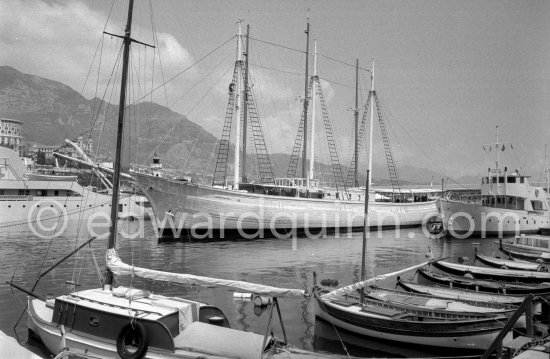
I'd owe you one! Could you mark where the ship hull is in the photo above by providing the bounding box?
[133,173,438,240]
[0,190,150,235]
[438,198,547,238]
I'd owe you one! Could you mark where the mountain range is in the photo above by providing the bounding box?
[0,65,453,185]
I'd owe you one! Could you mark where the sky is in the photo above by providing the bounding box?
[1,0,550,182]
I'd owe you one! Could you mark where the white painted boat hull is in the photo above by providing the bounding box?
[133,173,438,239]
[438,198,548,238]
[0,191,150,235]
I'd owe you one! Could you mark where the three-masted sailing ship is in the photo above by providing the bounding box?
[132,21,438,240]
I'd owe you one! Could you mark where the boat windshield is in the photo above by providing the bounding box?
[455,194,526,210]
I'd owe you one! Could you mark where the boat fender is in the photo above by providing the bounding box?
[320,279,339,287]
[116,322,149,359]
[463,271,475,279]
[253,295,272,307]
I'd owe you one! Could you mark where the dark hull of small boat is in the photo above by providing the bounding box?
[499,244,550,264]
[396,280,524,305]
[417,266,550,295]
[431,260,550,283]
[474,253,544,271]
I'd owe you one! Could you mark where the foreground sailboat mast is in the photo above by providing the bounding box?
[105,0,134,287]
[367,58,375,186]
[301,19,310,179]
[233,22,244,189]
[309,40,318,181]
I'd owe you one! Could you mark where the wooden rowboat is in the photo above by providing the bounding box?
[474,252,546,272]
[432,259,550,283]
[417,266,550,295]
[396,280,525,305]
[314,286,511,351]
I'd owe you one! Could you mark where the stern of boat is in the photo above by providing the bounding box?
[27,297,65,356]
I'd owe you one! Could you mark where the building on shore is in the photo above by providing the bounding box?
[0,118,23,155]
[29,136,94,161]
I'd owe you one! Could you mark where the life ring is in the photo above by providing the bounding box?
[116,322,149,359]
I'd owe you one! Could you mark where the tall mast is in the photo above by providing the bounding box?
[309,40,318,181]
[360,169,371,304]
[241,24,250,183]
[546,144,549,195]
[354,56,359,187]
[495,126,500,194]
[105,0,134,287]
[301,18,310,179]
[233,21,244,189]
[367,58,375,186]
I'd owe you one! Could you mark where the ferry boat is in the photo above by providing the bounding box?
[438,130,549,238]
[0,146,149,235]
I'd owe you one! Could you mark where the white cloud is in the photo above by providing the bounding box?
[0,0,195,103]
[154,32,195,75]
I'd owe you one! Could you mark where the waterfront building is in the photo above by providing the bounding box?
[0,118,23,155]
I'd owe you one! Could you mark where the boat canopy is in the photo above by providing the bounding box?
[107,249,306,298]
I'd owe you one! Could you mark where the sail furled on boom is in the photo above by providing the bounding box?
[322,261,429,298]
[107,249,306,298]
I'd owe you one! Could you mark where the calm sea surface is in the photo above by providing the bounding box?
[0,219,511,358]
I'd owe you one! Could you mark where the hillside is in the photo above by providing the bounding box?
[0,66,218,173]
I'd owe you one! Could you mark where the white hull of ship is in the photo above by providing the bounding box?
[0,190,150,234]
[133,173,438,239]
[438,198,548,238]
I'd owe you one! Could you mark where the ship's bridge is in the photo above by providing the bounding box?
[481,168,546,209]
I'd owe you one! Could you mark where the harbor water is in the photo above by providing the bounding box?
[0,219,511,358]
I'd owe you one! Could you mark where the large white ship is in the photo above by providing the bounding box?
[438,130,549,238]
[130,28,438,240]
[0,146,149,236]
[133,170,438,240]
